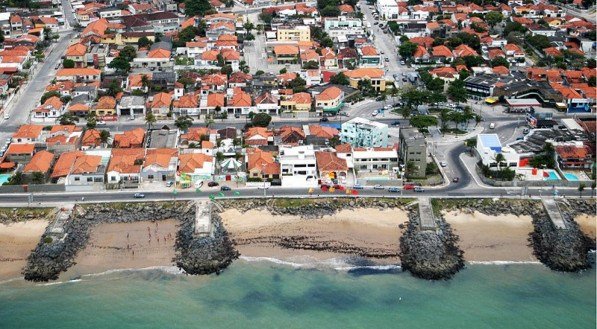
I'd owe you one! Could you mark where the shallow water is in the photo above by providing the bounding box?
[0,262,595,329]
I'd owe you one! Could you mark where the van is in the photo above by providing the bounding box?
[489,123,495,129]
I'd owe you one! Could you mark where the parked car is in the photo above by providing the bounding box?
[319,117,329,122]
[372,110,378,117]
[414,186,425,192]
[489,123,496,129]
[373,184,384,190]
[353,184,364,190]
[440,161,447,167]
[96,120,106,126]
[452,177,459,183]
[165,181,174,187]
[391,121,400,126]
[523,128,529,134]
[403,184,416,190]
[207,181,219,187]
[133,193,145,198]
[220,186,231,191]
[400,60,406,65]
[388,187,400,193]
[320,184,330,190]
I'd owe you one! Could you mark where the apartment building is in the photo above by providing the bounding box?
[276,25,311,42]
[398,128,427,178]
[279,145,318,187]
[340,117,389,147]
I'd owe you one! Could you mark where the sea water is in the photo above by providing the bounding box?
[0,262,594,329]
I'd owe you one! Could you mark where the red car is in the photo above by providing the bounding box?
[403,184,416,190]
[333,184,345,191]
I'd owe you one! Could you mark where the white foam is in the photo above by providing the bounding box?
[82,266,186,278]
[468,261,542,265]
[239,256,402,272]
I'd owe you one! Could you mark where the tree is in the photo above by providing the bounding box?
[578,183,586,197]
[145,112,156,129]
[251,113,272,127]
[245,33,255,41]
[220,65,233,76]
[100,130,110,144]
[86,112,97,129]
[405,160,417,178]
[320,36,334,48]
[485,11,503,27]
[503,22,527,37]
[40,91,61,104]
[330,72,350,86]
[175,115,193,131]
[185,0,213,16]
[62,59,75,68]
[59,113,78,125]
[465,138,476,155]
[528,35,551,50]
[8,172,23,185]
[357,79,376,97]
[259,12,273,25]
[108,56,131,74]
[138,36,152,48]
[320,5,341,17]
[178,26,199,43]
[31,172,45,184]
[494,153,506,171]
[447,80,467,102]
[106,80,122,97]
[118,46,137,62]
[399,41,418,59]
[490,57,510,68]
[462,55,485,68]
[302,60,319,69]
[243,22,254,32]
[410,115,438,129]
[289,76,307,93]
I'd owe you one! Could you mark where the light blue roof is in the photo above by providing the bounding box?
[479,134,502,153]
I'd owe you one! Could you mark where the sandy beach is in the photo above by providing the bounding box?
[62,220,179,279]
[220,208,408,265]
[443,211,536,262]
[0,220,48,280]
[575,214,596,240]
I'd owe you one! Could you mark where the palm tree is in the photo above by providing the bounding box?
[99,130,110,144]
[145,112,156,130]
[494,153,506,171]
[578,183,586,198]
[405,161,417,179]
[141,75,150,92]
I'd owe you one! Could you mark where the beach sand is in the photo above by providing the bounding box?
[62,220,179,279]
[575,214,596,240]
[221,208,408,265]
[443,211,536,262]
[0,220,48,280]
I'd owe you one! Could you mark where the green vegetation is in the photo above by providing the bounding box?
[251,113,272,127]
[329,72,349,85]
[410,115,438,129]
[184,0,213,16]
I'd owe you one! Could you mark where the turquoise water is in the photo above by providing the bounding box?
[1,263,595,329]
[544,171,560,181]
[0,173,10,185]
[564,173,579,181]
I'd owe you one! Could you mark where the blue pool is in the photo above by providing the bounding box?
[544,171,560,180]
[0,174,10,185]
[564,173,579,181]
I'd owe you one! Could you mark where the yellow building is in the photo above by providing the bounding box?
[343,68,386,92]
[101,32,156,46]
[276,26,311,42]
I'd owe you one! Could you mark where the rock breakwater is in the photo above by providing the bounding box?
[399,210,464,280]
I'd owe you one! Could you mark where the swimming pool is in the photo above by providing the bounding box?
[544,171,560,181]
[0,174,11,185]
[563,173,579,181]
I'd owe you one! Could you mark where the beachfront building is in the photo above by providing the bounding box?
[476,134,520,170]
[315,151,348,185]
[340,117,388,147]
[399,128,427,178]
[279,145,318,187]
[177,152,215,186]
[352,146,399,172]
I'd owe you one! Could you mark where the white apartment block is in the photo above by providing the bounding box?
[279,145,318,187]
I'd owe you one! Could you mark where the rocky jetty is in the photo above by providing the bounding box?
[562,198,596,218]
[219,197,412,219]
[174,213,239,275]
[431,198,545,217]
[23,202,239,281]
[399,211,464,280]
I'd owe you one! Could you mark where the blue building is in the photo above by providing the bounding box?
[340,117,389,147]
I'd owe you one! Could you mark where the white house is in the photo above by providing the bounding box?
[376,0,399,20]
[476,134,520,170]
[279,145,318,187]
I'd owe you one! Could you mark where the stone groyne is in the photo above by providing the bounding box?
[399,210,465,280]
[23,202,238,282]
[174,212,239,275]
[433,198,594,272]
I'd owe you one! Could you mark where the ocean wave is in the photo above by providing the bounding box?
[0,277,24,285]
[239,256,402,272]
[82,266,186,278]
[468,261,542,265]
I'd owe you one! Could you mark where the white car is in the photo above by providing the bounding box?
[384,105,392,110]
[440,161,447,167]
[372,111,378,117]
[96,120,107,126]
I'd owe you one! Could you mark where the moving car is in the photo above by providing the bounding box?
[207,181,219,187]
[489,123,496,129]
[319,117,329,122]
[372,110,378,117]
[414,186,425,192]
[388,187,400,193]
[133,193,145,198]
[353,184,364,190]
[165,181,174,187]
[373,185,385,190]
[220,186,231,191]
[452,177,459,183]
[391,121,400,126]
[440,161,447,167]
[403,184,416,190]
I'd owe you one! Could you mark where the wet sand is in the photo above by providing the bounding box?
[0,220,48,280]
[443,211,536,262]
[62,220,179,279]
[575,214,596,240]
[220,208,409,265]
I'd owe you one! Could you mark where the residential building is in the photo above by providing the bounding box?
[341,117,388,147]
[555,143,593,169]
[66,153,106,186]
[22,150,54,183]
[323,17,364,39]
[106,148,145,188]
[476,134,520,170]
[352,146,399,173]
[117,95,146,118]
[178,152,215,183]
[113,128,145,148]
[343,68,386,91]
[278,145,318,187]
[246,148,280,180]
[315,151,348,185]
[142,148,178,182]
[399,128,427,178]
[376,0,399,20]
[276,25,310,42]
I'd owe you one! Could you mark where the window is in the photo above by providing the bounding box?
[74,177,80,181]
[111,176,116,181]
[87,177,92,182]
[148,175,154,180]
